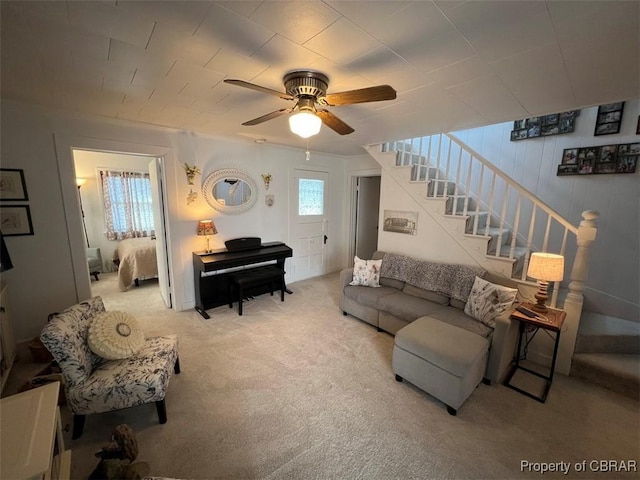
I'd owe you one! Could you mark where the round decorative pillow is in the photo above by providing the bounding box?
[88,311,144,360]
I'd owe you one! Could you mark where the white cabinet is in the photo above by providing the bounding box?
[0,281,16,393]
[1,382,71,480]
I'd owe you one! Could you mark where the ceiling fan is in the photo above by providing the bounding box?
[224,70,397,138]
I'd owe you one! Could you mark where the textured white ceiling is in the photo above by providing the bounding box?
[1,1,638,155]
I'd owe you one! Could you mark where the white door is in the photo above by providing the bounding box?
[148,158,171,308]
[355,176,381,259]
[292,170,329,281]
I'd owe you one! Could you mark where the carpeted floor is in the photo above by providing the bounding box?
[5,271,639,479]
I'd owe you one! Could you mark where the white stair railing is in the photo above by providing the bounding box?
[382,133,599,310]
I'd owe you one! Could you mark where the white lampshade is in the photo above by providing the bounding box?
[289,111,322,138]
[527,252,564,282]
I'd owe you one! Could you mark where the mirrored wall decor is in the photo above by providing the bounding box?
[202,168,258,214]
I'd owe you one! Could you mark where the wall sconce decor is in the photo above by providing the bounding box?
[261,173,272,190]
[197,219,218,252]
[183,163,201,185]
[265,194,274,207]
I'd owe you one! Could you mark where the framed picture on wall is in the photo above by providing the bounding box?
[594,102,624,136]
[0,205,34,236]
[0,169,28,201]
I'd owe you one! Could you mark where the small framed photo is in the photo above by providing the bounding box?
[0,169,29,201]
[0,205,34,236]
[526,117,541,128]
[598,102,624,113]
[541,114,559,126]
[595,122,621,136]
[617,155,638,173]
[562,148,578,165]
[513,119,526,130]
[559,118,575,133]
[557,164,578,176]
[636,116,640,135]
[595,162,617,174]
[594,102,624,136]
[510,129,528,141]
[598,145,618,163]
[541,125,559,136]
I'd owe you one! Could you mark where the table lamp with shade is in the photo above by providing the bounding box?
[197,220,217,253]
[527,252,565,313]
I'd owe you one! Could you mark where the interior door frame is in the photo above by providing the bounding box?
[347,168,381,267]
[54,134,177,308]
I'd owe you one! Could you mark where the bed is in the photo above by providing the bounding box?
[114,238,158,291]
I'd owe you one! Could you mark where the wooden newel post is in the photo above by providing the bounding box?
[557,210,599,375]
[567,210,599,301]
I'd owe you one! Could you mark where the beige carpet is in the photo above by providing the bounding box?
[6,272,639,479]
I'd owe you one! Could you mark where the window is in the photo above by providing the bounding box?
[100,170,155,240]
[298,178,324,215]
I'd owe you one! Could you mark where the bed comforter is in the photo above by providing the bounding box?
[114,238,158,291]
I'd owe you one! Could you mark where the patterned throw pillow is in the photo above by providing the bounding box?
[88,311,145,360]
[464,276,518,327]
[350,256,382,287]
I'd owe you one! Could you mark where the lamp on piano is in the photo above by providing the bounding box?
[197,219,218,253]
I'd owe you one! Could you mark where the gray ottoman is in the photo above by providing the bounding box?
[393,316,489,415]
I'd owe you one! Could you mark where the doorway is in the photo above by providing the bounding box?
[350,175,381,262]
[73,149,172,308]
[54,133,178,309]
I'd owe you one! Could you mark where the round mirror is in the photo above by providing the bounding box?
[202,168,258,214]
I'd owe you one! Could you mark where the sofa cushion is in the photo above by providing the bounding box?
[465,276,518,328]
[343,285,397,309]
[427,307,494,338]
[449,298,466,311]
[380,277,405,289]
[377,292,449,322]
[350,256,382,287]
[402,284,449,305]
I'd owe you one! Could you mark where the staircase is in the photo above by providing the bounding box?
[572,313,640,399]
[365,133,600,377]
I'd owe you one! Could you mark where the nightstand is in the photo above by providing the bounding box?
[504,303,566,403]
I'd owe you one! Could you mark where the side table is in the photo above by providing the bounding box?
[1,381,71,479]
[504,303,566,403]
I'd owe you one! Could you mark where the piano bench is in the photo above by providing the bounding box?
[228,266,285,316]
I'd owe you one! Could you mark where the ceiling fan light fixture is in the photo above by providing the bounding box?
[289,111,322,138]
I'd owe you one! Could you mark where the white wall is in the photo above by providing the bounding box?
[1,101,355,342]
[377,172,477,265]
[452,100,640,321]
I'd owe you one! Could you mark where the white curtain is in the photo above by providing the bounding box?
[101,170,155,240]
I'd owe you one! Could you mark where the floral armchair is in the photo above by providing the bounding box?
[40,296,180,439]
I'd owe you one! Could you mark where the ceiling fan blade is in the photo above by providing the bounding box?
[317,110,355,135]
[321,85,396,106]
[242,108,292,126]
[224,79,294,101]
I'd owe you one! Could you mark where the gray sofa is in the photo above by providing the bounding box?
[339,251,519,383]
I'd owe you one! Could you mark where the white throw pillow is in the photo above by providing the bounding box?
[464,276,518,327]
[350,256,382,287]
[88,311,145,360]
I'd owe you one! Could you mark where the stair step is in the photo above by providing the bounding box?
[427,180,456,197]
[497,246,529,278]
[575,313,640,354]
[571,353,640,400]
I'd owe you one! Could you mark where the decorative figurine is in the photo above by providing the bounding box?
[183,163,201,185]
